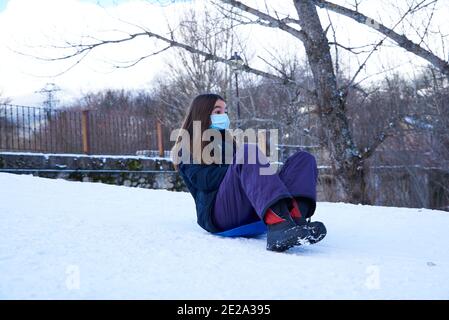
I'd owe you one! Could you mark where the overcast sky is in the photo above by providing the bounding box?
[0,0,448,107]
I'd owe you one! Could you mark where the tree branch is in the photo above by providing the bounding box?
[217,0,308,43]
[328,41,381,54]
[360,112,429,160]
[311,0,449,78]
[29,23,316,99]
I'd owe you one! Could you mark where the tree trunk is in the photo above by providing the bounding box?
[293,0,369,204]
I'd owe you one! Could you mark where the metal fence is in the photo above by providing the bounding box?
[0,104,170,156]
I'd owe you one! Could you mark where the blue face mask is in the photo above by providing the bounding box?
[210,113,230,130]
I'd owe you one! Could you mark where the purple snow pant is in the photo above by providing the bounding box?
[212,143,319,231]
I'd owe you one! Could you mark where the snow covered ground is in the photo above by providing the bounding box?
[0,172,448,299]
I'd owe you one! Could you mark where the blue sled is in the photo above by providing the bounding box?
[215,221,267,238]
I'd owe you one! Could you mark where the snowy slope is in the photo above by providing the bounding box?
[0,172,448,299]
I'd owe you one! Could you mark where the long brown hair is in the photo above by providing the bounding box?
[171,93,227,169]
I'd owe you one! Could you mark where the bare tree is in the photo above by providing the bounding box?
[32,0,449,203]
[213,0,448,203]
[149,4,239,129]
[312,0,449,79]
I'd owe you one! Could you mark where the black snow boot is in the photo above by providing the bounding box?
[290,197,327,244]
[265,198,314,252]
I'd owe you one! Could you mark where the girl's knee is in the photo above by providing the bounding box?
[298,150,317,164]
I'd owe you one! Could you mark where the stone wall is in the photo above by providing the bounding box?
[0,152,186,192]
[1,152,447,211]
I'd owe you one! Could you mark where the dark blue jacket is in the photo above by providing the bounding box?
[178,129,236,233]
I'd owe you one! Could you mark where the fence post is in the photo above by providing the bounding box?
[81,110,90,154]
[157,120,164,157]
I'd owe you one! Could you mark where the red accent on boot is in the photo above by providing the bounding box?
[290,198,302,219]
[264,208,286,225]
